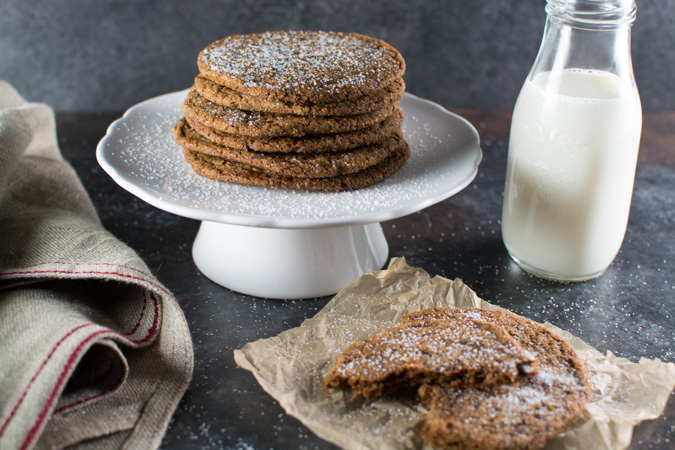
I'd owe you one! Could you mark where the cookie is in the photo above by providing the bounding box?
[408,309,591,450]
[181,136,409,191]
[194,75,405,117]
[403,308,589,373]
[177,30,409,191]
[197,31,406,105]
[182,108,405,154]
[324,313,539,398]
[182,88,398,138]
[173,119,403,178]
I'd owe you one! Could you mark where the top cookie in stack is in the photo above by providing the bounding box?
[173,31,409,191]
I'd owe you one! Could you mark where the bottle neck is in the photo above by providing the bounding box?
[529,1,636,82]
[545,0,637,29]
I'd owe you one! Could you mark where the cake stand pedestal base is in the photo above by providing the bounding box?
[191,221,389,299]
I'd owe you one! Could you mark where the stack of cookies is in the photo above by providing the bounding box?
[325,308,592,449]
[173,31,409,191]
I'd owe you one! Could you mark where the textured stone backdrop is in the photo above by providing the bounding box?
[2,0,673,112]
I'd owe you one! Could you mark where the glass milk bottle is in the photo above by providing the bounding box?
[502,0,642,281]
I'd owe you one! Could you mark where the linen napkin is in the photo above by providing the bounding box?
[0,80,193,449]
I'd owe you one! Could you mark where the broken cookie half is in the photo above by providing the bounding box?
[325,308,591,450]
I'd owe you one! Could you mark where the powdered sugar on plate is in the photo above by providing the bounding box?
[96,90,482,229]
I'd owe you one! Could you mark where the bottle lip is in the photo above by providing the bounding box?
[546,0,637,27]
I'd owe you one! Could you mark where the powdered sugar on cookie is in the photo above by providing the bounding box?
[198,31,406,104]
[326,307,591,449]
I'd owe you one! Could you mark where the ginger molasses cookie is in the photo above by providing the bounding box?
[403,308,591,378]
[181,139,409,191]
[176,30,409,191]
[324,313,539,398]
[182,109,405,154]
[182,89,398,138]
[197,31,406,105]
[193,75,405,117]
[173,119,403,178]
[405,308,591,450]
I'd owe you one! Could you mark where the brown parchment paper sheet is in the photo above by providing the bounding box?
[234,258,675,449]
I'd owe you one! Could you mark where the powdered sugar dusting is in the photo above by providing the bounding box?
[200,31,404,100]
[97,90,481,228]
[328,316,538,396]
[430,364,584,427]
[409,308,590,448]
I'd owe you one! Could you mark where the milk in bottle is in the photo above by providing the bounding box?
[501,0,642,281]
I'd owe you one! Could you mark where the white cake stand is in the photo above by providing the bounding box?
[96,90,482,299]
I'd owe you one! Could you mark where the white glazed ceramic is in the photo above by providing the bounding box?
[96,90,482,298]
[192,221,388,299]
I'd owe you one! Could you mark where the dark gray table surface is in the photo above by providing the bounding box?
[58,108,675,449]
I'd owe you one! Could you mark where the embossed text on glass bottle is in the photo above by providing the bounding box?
[502,0,642,281]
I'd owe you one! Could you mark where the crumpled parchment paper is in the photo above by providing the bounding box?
[234,258,675,449]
